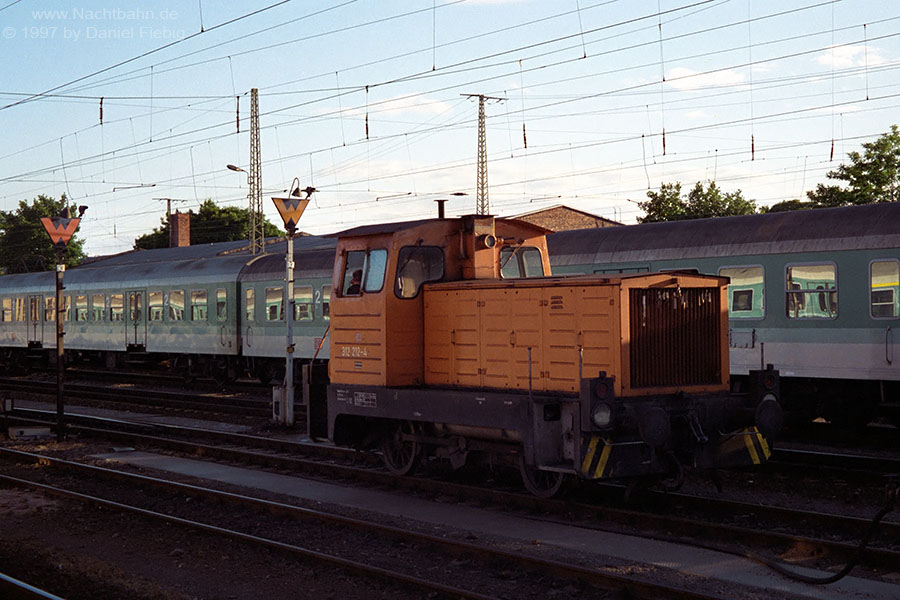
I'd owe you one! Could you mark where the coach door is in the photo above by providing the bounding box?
[27,295,42,346]
[127,290,147,350]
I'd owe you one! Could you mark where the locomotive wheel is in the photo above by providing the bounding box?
[380,421,421,476]
[518,457,564,498]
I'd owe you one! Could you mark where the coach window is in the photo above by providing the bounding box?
[245,288,255,322]
[395,246,444,299]
[786,263,837,319]
[110,294,124,321]
[295,286,313,321]
[168,290,184,321]
[500,246,544,279]
[321,285,331,320]
[1,298,11,322]
[661,267,700,274]
[870,259,899,319]
[44,297,55,322]
[29,297,39,323]
[15,297,25,322]
[719,266,764,319]
[191,290,208,321]
[216,288,227,321]
[265,287,283,321]
[91,294,105,321]
[149,291,164,321]
[73,295,87,322]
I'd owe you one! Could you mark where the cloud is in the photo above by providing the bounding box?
[665,67,745,91]
[816,44,888,69]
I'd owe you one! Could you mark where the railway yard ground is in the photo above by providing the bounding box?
[1,387,899,600]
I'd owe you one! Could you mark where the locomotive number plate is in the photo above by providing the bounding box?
[341,345,368,358]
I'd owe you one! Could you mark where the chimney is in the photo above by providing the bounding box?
[169,211,190,248]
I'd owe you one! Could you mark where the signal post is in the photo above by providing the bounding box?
[271,181,314,425]
[40,206,86,441]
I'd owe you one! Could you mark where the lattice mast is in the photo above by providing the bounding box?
[249,88,264,255]
[475,95,489,214]
[463,94,505,215]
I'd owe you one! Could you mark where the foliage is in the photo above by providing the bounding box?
[764,199,814,213]
[0,194,86,274]
[638,181,757,223]
[134,199,283,250]
[806,124,900,206]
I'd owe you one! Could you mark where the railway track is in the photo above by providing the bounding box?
[0,376,270,418]
[0,446,735,600]
[0,572,64,600]
[6,406,900,582]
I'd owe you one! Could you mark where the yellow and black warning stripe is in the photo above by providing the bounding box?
[742,426,772,464]
[580,435,613,479]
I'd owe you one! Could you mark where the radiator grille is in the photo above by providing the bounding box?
[629,287,721,388]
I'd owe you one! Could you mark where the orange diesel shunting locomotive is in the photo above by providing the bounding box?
[312,215,781,497]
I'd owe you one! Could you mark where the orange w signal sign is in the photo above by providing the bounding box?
[40,217,81,247]
[272,197,309,231]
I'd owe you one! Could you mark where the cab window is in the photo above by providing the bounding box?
[719,266,765,319]
[395,246,444,299]
[500,246,544,278]
[341,249,387,296]
[786,263,837,319]
[870,259,899,319]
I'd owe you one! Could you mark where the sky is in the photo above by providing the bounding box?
[1,0,898,256]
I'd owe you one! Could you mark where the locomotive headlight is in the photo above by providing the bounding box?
[756,393,783,439]
[591,402,613,428]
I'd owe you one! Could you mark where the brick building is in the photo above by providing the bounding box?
[510,205,622,232]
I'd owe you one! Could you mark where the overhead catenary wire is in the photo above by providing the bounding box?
[1,0,894,250]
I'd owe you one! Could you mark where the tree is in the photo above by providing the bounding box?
[134,199,283,250]
[638,181,757,223]
[764,199,813,213]
[637,182,685,223]
[0,194,86,274]
[807,124,900,206]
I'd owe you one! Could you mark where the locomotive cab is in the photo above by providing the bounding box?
[325,215,551,389]
[318,215,780,497]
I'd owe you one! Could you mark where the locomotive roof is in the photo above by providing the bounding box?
[547,202,900,266]
[330,219,440,238]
